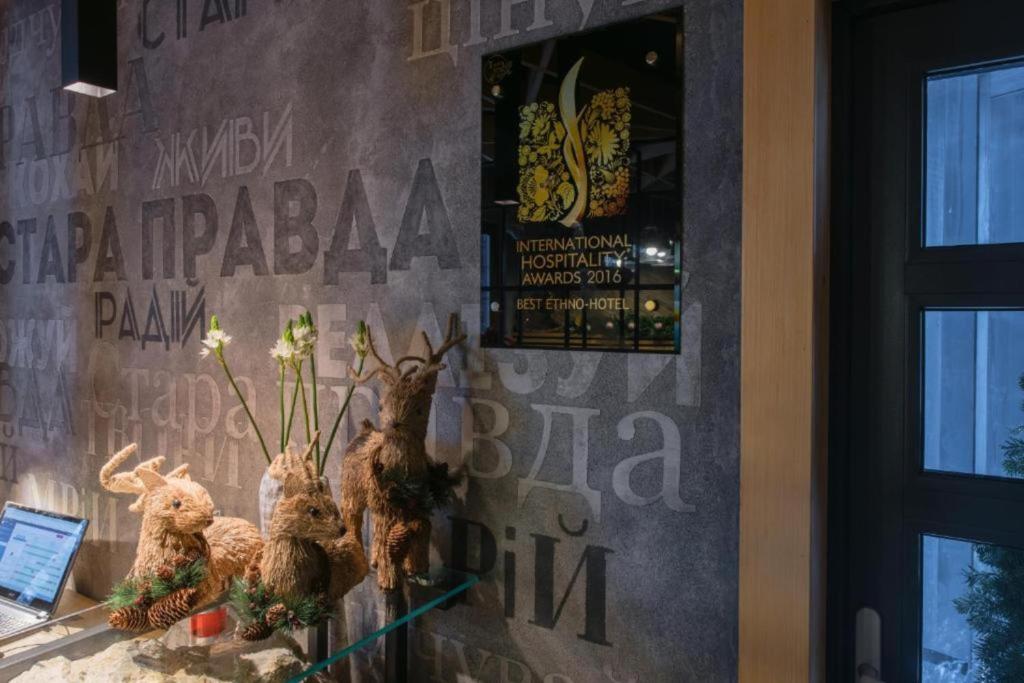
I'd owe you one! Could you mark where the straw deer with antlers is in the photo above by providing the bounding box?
[99,444,262,630]
[340,314,465,591]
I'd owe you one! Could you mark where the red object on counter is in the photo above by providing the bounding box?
[190,605,227,638]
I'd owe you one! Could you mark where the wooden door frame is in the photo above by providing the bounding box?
[739,0,831,680]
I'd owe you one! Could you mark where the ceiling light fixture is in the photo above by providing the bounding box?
[62,0,117,98]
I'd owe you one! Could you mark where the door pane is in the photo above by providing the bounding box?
[922,535,1024,682]
[926,63,1024,246]
[923,310,1024,479]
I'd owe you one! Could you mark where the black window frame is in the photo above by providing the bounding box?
[830,1,1024,680]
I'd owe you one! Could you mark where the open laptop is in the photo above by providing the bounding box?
[0,503,88,639]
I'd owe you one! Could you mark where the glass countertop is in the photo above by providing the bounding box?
[0,568,479,682]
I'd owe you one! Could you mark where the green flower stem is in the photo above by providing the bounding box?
[278,363,286,453]
[321,355,366,475]
[218,352,271,465]
[310,355,321,472]
[297,372,311,446]
[284,372,301,447]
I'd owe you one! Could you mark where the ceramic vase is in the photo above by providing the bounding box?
[258,468,332,537]
[257,469,283,537]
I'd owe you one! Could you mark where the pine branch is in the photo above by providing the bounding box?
[231,578,331,634]
[107,559,207,609]
[954,371,1024,680]
[105,579,140,611]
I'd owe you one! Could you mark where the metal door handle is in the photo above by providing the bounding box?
[855,607,884,683]
[858,663,883,683]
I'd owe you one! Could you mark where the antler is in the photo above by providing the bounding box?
[349,315,467,383]
[349,327,402,385]
[271,431,323,494]
[99,444,148,496]
[167,463,191,481]
[99,443,180,512]
[422,313,467,366]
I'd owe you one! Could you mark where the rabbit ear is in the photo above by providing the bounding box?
[136,467,168,492]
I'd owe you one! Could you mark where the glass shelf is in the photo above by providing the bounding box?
[0,568,478,682]
[293,568,479,682]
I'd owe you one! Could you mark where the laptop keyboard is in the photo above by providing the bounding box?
[0,608,38,636]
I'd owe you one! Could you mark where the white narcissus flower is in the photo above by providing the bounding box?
[201,329,232,349]
[292,323,317,360]
[270,339,295,363]
[349,333,367,358]
[201,315,223,357]
[296,325,318,345]
[349,321,369,359]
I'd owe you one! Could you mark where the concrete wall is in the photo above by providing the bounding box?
[0,0,741,680]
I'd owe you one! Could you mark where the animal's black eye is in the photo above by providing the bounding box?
[172,499,181,509]
[308,507,319,517]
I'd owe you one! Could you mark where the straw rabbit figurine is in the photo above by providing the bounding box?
[340,314,465,591]
[100,444,262,631]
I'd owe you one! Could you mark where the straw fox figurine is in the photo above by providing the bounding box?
[100,444,262,631]
[340,314,465,591]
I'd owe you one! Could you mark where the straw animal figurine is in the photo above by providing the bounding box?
[235,434,368,640]
[100,444,262,631]
[340,314,465,591]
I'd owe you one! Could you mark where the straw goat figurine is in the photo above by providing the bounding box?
[100,444,262,629]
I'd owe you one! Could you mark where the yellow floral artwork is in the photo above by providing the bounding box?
[517,58,631,226]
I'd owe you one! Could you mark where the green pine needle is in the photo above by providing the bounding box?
[231,577,331,633]
[229,577,260,623]
[105,559,207,610]
[105,579,140,610]
[954,371,1024,679]
[378,463,462,518]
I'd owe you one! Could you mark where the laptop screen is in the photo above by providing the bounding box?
[0,504,88,612]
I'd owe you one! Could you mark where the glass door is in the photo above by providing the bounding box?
[832,1,1024,681]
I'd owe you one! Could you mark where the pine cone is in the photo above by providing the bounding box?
[147,587,199,629]
[109,606,150,632]
[239,619,273,641]
[171,554,192,569]
[156,566,174,582]
[386,521,413,561]
[264,603,288,626]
